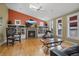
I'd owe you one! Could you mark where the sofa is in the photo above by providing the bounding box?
[62,45,79,56]
[50,45,79,56]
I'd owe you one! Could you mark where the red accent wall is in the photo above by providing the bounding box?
[8,9,46,25]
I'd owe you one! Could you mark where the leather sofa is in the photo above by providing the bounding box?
[62,45,79,56]
[50,45,79,56]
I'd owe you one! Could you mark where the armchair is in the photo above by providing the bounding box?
[6,27,16,45]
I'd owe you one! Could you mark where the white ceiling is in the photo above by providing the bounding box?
[6,3,79,21]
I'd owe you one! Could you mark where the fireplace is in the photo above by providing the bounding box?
[28,31,35,37]
[26,28,38,38]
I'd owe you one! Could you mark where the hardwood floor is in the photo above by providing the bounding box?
[0,38,48,56]
[0,38,73,56]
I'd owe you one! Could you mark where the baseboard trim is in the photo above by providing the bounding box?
[0,40,6,46]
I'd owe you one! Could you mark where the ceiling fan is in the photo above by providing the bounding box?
[29,4,44,11]
[36,6,44,11]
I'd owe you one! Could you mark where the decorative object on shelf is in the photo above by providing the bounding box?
[8,20,12,24]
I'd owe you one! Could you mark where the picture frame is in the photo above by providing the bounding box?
[15,20,21,25]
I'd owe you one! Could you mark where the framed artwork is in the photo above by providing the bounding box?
[15,20,21,25]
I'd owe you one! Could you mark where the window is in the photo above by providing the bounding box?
[67,12,79,40]
[56,18,62,37]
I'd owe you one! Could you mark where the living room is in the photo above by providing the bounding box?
[0,3,79,56]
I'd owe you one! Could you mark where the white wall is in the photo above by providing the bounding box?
[0,4,8,45]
